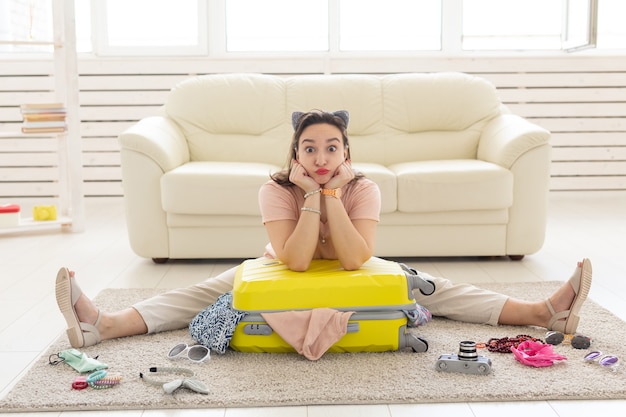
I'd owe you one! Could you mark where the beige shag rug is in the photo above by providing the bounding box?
[2,282,626,412]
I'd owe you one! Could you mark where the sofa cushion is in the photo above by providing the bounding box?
[390,160,513,213]
[351,162,397,214]
[161,161,280,215]
[382,72,502,132]
[367,73,503,166]
[165,73,291,166]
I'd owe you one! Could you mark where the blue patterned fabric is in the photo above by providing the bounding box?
[189,292,247,354]
[404,303,432,327]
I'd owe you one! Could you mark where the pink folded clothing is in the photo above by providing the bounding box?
[261,308,354,360]
[511,340,567,367]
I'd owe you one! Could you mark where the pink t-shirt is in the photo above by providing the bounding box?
[258,178,381,258]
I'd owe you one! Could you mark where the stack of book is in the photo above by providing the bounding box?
[20,103,67,134]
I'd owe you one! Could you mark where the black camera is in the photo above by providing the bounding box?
[435,341,492,375]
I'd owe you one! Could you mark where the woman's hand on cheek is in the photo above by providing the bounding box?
[326,160,355,189]
[290,160,320,192]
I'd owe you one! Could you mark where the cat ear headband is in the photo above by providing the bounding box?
[291,110,350,130]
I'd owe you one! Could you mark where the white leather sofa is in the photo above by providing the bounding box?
[118,72,551,263]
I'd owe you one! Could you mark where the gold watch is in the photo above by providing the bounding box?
[321,188,342,199]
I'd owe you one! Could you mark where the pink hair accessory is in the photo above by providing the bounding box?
[510,340,567,367]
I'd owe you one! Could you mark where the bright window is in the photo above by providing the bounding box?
[339,0,441,51]
[597,0,626,48]
[1,0,626,56]
[462,0,563,50]
[75,0,92,53]
[105,0,199,47]
[0,0,52,52]
[92,0,207,55]
[226,0,328,52]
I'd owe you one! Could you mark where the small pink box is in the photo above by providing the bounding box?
[0,204,20,227]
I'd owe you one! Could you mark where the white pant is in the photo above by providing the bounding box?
[134,258,509,334]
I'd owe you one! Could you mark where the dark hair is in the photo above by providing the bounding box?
[271,110,364,185]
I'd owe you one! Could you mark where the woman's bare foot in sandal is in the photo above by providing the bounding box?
[56,268,149,347]
[544,259,593,334]
[55,267,102,348]
[68,271,101,327]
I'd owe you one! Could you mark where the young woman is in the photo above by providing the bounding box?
[56,110,592,349]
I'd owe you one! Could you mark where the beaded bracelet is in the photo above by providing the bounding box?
[300,207,321,215]
[304,188,322,199]
[484,334,544,353]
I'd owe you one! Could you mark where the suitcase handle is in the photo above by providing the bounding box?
[398,263,436,296]
[243,323,273,336]
[243,322,360,336]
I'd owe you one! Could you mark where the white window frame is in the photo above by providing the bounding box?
[4,0,617,58]
[563,0,598,52]
[208,0,606,58]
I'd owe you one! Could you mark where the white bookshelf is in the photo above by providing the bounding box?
[0,0,85,233]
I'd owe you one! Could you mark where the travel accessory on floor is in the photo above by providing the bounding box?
[510,340,567,367]
[189,291,247,354]
[483,334,544,353]
[72,376,89,390]
[84,369,122,389]
[584,351,620,371]
[49,348,108,373]
[168,343,211,362]
[140,367,208,395]
[71,370,123,389]
[436,341,492,375]
[545,331,591,349]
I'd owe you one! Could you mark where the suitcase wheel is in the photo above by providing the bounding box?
[419,280,436,296]
[399,263,436,296]
[403,333,428,353]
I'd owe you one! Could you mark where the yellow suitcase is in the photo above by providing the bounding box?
[229,257,434,353]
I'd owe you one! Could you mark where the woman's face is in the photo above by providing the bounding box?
[295,123,348,184]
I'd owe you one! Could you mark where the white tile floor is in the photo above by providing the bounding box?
[1,191,625,416]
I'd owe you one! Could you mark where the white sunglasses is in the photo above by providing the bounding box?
[168,343,210,363]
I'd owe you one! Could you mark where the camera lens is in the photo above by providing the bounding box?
[457,340,478,361]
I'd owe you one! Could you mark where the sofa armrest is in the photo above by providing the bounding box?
[477,114,550,169]
[118,116,189,260]
[118,116,190,172]
[478,114,552,256]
